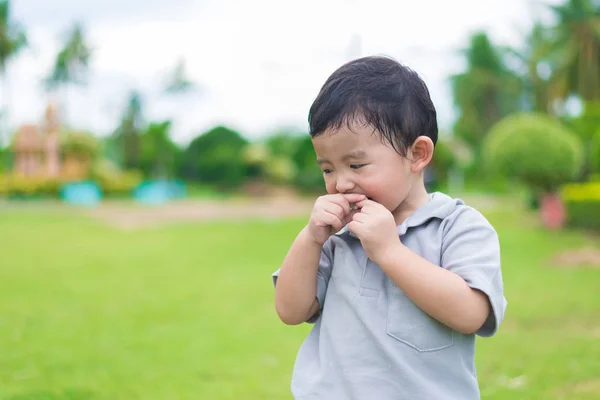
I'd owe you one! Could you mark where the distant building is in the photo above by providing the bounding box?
[12,103,61,177]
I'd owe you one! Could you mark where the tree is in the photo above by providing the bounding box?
[140,120,181,179]
[451,32,523,159]
[505,21,553,113]
[112,91,144,170]
[0,0,27,148]
[180,126,248,188]
[545,0,600,105]
[163,58,195,94]
[291,135,324,193]
[45,22,92,124]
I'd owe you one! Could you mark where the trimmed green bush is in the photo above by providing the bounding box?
[483,113,584,192]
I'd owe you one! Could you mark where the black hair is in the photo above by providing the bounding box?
[308,55,438,155]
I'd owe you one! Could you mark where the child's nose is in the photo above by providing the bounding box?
[335,176,355,193]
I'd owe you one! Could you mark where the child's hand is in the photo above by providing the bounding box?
[306,193,367,246]
[348,199,400,263]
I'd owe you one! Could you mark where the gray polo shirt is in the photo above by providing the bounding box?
[272,192,507,400]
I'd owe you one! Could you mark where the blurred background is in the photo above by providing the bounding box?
[1,0,599,399]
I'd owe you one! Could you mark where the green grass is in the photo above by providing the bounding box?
[0,199,599,399]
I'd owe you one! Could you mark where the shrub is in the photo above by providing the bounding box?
[591,129,600,174]
[90,161,143,197]
[61,130,100,162]
[483,113,584,193]
[560,182,600,231]
[0,173,62,198]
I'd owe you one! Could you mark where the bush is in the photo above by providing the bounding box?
[591,129,600,174]
[61,130,101,161]
[0,173,62,198]
[483,113,584,193]
[90,161,143,197]
[561,182,600,231]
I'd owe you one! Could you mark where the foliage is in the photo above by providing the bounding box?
[89,159,143,197]
[545,0,600,103]
[139,120,181,179]
[112,91,144,170]
[45,22,92,89]
[61,130,100,161]
[561,181,600,231]
[163,58,195,94]
[0,146,6,172]
[505,21,553,113]
[590,126,600,173]
[430,139,457,180]
[0,0,28,148]
[242,134,300,185]
[291,135,323,193]
[180,125,248,188]
[483,113,584,192]
[0,0,27,73]
[451,32,523,154]
[263,156,296,185]
[566,101,600,143]
[0,173,61,198]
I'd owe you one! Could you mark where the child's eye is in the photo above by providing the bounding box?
[350,164,366,169]
[322,169,333,174]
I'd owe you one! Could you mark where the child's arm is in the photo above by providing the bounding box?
[379,243,493,335]
[274,227,323,325]
[274,193,366,325]
[350,200,505,336]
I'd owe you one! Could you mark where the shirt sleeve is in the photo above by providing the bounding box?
[272,238,334,323]
[441,207,507,337]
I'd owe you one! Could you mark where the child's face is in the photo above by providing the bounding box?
[312,122,422,217]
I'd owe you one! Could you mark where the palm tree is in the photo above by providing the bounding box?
[545,0,600,105]
[163,58,195,94]
[158,57,196,178]
[451,32,523,153]
[45,22,92,125]
[113,90,144,170]
[506,21,554,113]
[0,0,27,148]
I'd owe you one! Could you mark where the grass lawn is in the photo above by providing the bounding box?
[0,198,599,399]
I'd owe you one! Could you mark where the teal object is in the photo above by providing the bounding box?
[134,180,187,205]
[60,181,102,206]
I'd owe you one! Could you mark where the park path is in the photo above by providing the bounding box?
[84,193,503,230]
[85,197,316,229]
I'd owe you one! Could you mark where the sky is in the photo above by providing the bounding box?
[7,0,559,145]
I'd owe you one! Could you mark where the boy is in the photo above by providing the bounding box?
[272,55,506,399]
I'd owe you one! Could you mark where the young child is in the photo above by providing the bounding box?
[272,55,506,399]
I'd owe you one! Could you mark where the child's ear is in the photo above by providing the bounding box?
[409,136,434,173]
